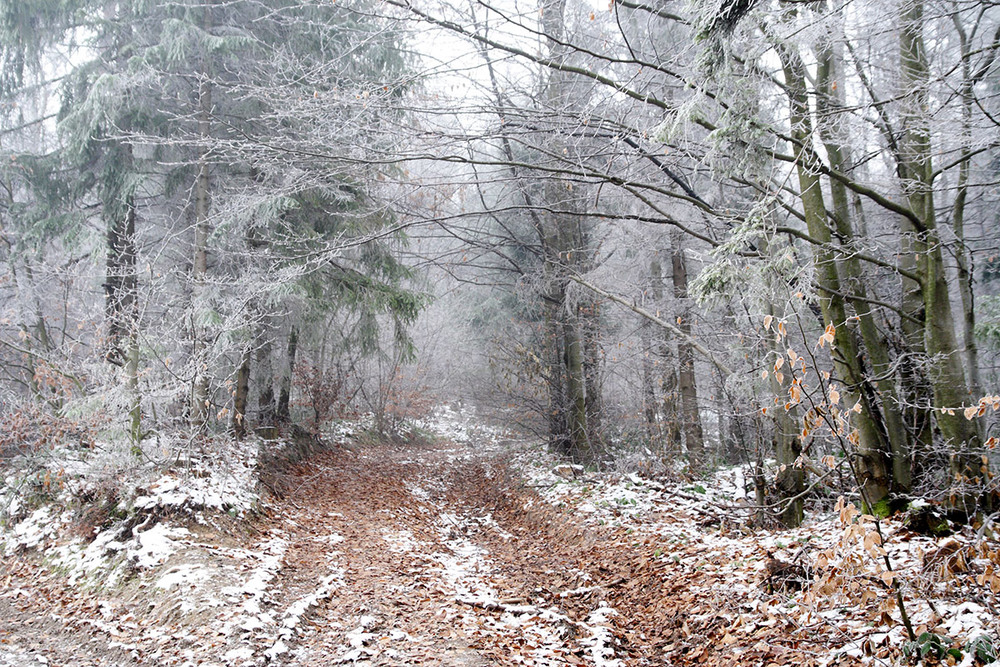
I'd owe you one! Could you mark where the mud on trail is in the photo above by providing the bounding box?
[0,439,865,667]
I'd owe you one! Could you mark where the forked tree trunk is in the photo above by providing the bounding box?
[815,29,912,493]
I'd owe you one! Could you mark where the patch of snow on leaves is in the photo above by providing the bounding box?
[133,463,257,516]
[941,601,992,639]
[51,526,128,586]
[156,563,211,591]
[581,606,623,667]
[382,527,418,553]
[223,646,255,664]
[326,415,372,443]
[334,614,379,663]
[129,523,190,568]
[264,569,345,661]
[0,645,50,667]
[4,505,63,552]
[433,513,499,604]
[412,405,508,448]
[432,510,600,666]
[407,484,431,502]
[221,535,288,634]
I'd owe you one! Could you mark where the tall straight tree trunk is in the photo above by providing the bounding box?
[563,305,591,461]
[771,347,803,527]
[641,315,658,441]
[545,301,569,455]
[779,44,890,508]
[641,255,665,443]
[759,235,804,527]
[256,319,277,440]
[190,0,213,432]
[899,1,986,514]
[104,142,142,445]
[951,15,982,401]
[277,326,298,423]
[582,298,602,444]
[896,7,936,478]
[232,342,251,440]
[671,233,704,471]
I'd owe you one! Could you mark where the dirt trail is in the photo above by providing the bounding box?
[0,438,863,667]
[256,442,626,666]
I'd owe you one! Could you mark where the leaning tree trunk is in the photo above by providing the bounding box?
[815,30,912,494]
[780,44,891,509]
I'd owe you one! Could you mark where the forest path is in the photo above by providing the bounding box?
[0,436,865,667]
[0,438,641,667]
[253,440,629,666]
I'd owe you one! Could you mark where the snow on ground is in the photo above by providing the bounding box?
[2,410,997,666]
[265,569,346,661]
[412,404,511,451]
[390,456,628,667]
[506,439,1000,666]
[221,536,289,628]
[382,527,419,553]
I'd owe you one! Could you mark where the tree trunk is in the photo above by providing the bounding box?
[899,1,985,515]
[950,15,982,401]
[277,326,298,423]
[256,320,277,440]
[564,306,592,462]
[815,30,912,493]
[641,315,658,441]
[190,0,213,432]
[641,256,664,443]
[232,342,251,439]
[548,317,570,455]
[103,142,142,445]
[582,298,602,445]
[671,234,704,471]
